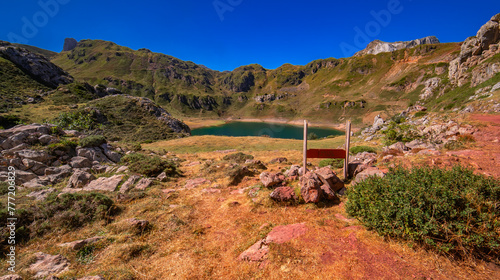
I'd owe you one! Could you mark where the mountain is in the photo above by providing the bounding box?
[353,36,440,57]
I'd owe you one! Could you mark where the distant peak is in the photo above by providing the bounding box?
[354,36,440,57]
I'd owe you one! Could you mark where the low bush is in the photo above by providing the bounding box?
[80,135,107,148]
[46,139,79,156]
[319,158,344,168]
[382,121,421,145]
[53,111,100,131]
[350,146,377,155]
[222,152,254,164]
[121,153,179,177]
[414,111,428,118]
[346,165,500,262]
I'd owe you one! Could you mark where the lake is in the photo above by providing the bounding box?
[191,121,344,140]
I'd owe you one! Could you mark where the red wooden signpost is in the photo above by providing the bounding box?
[303,120,351,179]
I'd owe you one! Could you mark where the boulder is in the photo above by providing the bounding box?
[77,147,112,163]
[238,240,269,262]
[269,187,297,202]
[265,223,307,244]
[227,165,253,186]
[157,172,169,182]
[259,172,285,188]
[385,142,409,152]
[314,167,344,192]
[27,188,56,200]
[22,178,49,189]
[115,166,128,173]
[58,237,103,250]
[352,167,386,185]
[70,156,92,169]
[135,178,152,190]
[299,172,323,203]
[13,170,37,184]
[22,159,48,175]
[38,135,58,145]
[66,171,95,189]
[284,165,300,177]
[119,175,140,193]
[84,175,124,192]
[100,144,122,163]
[15,149,53,163]
[29,252,70,279]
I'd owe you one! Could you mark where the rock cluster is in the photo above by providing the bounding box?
[449,13,500,86]
[299,168,343,203]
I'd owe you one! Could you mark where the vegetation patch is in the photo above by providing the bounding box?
[319,158,344,168]
[350,146,377,154]
[346,165,500,262]
[121,153,179,177]
[222,152,254,163]
[79,135,107,148]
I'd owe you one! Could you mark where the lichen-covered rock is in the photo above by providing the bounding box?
[29,252,70,279]
[299,172,323,203]
[269,186,297,202]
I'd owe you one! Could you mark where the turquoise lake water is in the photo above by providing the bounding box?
[191,121,343,140]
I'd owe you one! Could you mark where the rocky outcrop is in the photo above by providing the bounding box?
[354,36,440,56]
[62,38,78,52]
[58,237,103,250]
[259,172,285,188]
[0,41,73,88]
[449,14,500,86]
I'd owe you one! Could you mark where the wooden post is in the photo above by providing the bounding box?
[343,120,351,179]
[303,120,308,174]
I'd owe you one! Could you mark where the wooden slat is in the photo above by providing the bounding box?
[306,149,346,159]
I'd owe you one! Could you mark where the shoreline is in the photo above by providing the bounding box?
[184,117,348,130]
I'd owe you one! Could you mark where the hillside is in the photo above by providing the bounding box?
[45,14,500,125]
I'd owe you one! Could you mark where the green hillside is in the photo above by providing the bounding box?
[51,39,466,124]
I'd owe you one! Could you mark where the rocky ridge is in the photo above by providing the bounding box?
[449,13,500,87]
[354,36,440,56]
[0,41,73,88]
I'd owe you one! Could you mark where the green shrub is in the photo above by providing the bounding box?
[319,158,344,168]
[414,111,428,118]
[307,132,318,140]
[350,146,377,154]
[0,114,21,129]
[121,153,179,177]
[80,135,107,148]
[382,121,421,145]
[53,111,100,131]
[46,139,79,156]
[222,152,254,163]
[346,165,500,261]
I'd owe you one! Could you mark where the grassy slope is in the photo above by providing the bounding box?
[0,57,51,113]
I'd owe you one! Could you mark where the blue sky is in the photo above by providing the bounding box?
[1,0,499,71]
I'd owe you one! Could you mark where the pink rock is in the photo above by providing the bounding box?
[238,240,270,262]
[269,186,297,202]
[265,223,307,244]
[184,178,210,189]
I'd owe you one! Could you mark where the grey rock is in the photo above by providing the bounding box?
[77,147,112,163]
[13,170,37,184]
[58,236,103,250]
[22,159,48,175]
[284,165,300,177]
[70,156,92,169]
[100,144,122,163]
[352,167,386,186]
[92,165,108,174]
[115,166,128,173]
[62,38,77,51]
[38,135,57,145]
[119,175,141,193]
[385,142,409,152]
[157,172,168,182]
[124,218,150,234]
[66,170,95,189]
[259,172,285,188]
[84,175,124,192]
[27,188,56,200]
[135,178,152,190]
[22,178,49,189]
[15,149,53,163]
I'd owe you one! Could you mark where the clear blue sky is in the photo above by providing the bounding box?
[1,0,499,71]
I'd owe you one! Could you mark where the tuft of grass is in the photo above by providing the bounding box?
[319,158,344,168]
[346,165,500,262]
